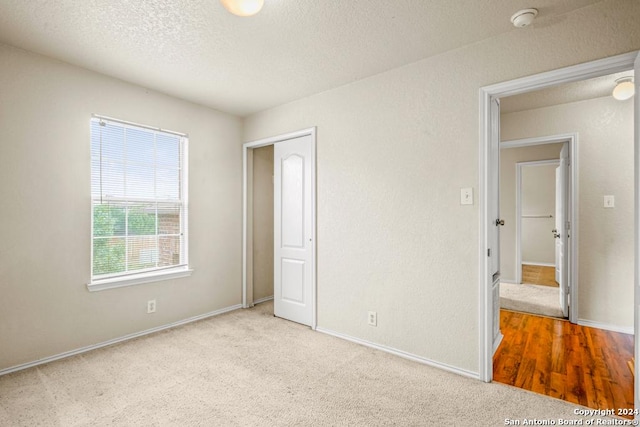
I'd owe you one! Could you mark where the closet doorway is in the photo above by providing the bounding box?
[242,128,317,328]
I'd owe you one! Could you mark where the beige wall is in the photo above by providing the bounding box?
[0,43,243,370]
[243,0,640,373]
[521,163,558,267]
[2,0,639,376]
[252,145,274,301]
[502,96,634,329]
[500,144,562,281]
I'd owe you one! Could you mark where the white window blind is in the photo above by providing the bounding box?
[90,116,188,284]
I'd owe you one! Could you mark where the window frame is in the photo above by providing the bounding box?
[87,115,191,292]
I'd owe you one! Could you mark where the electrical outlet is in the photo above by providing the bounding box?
[147,299,156,314]
[368,311,377,327]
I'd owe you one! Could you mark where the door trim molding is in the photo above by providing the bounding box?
[242,127,317,329]
[479,50,638,384]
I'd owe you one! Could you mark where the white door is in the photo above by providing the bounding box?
[274,135,314,326]
[555,143,569,318]
[489,97,503,351]
[554,170,560,284]
[633,51,639,415]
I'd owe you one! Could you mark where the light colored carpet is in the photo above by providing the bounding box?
[500,282,564,318]
[0,302,607,426]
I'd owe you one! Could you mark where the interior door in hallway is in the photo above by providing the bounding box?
[555,143,569,318]
[274,135,314,326]
[490,97,503,351]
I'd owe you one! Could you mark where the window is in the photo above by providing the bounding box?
[89,116,190,290]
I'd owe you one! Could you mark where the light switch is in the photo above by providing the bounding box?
[461,188,473,205]
[604,195,615,208]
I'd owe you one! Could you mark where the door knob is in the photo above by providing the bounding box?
[495,219,505,226]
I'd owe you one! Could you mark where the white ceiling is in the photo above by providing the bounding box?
[0,0,603,117]
[501,70,636,114]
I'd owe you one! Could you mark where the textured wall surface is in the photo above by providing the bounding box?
[2,0,639,376]
[502,95,634,329]
[252,145,274,301]
[243,0,640,373]
[500,144,563,282]
[0,43,242,370]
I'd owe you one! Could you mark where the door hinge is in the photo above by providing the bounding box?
[488,248,491,257]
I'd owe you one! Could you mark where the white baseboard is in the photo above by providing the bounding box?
[315,327,479,380]
[0,303,243,377]
[522,262,555,267]
[577,319,634,335]
[253,295,274,305]
[500,279,518,284]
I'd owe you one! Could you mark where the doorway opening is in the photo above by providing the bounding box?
[242,128,317,329]
[498,135,575,322]
[248,145,275,307]
[479,51,638,412]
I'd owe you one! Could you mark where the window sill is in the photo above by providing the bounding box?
[87,268,193,292]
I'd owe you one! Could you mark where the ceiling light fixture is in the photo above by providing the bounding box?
[510,8,538,28]
[612,77,635,101]
[220,0,264,17]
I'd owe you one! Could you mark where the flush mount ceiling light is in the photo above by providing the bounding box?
[220,0,264,17]
[612,77,635,101]
[510,8,538,28]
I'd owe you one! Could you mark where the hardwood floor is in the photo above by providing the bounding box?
[494,309,634,417]
[522,264,558,287]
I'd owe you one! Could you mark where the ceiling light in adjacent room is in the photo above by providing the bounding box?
[220,0,264,17]
[612,77,635,100]
[510,8,538,28]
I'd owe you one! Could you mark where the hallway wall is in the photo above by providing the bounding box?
[502,95,634,330]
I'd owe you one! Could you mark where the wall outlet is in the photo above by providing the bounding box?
[147,299,156,314]
[368,311,377,326]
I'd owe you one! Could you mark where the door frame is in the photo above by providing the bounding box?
[479,51,638,383]
[242,127,317,329]
[503,135,578,324]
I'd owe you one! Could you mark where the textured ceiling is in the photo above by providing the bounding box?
[0,0,603,116]
[501,70,636,114]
